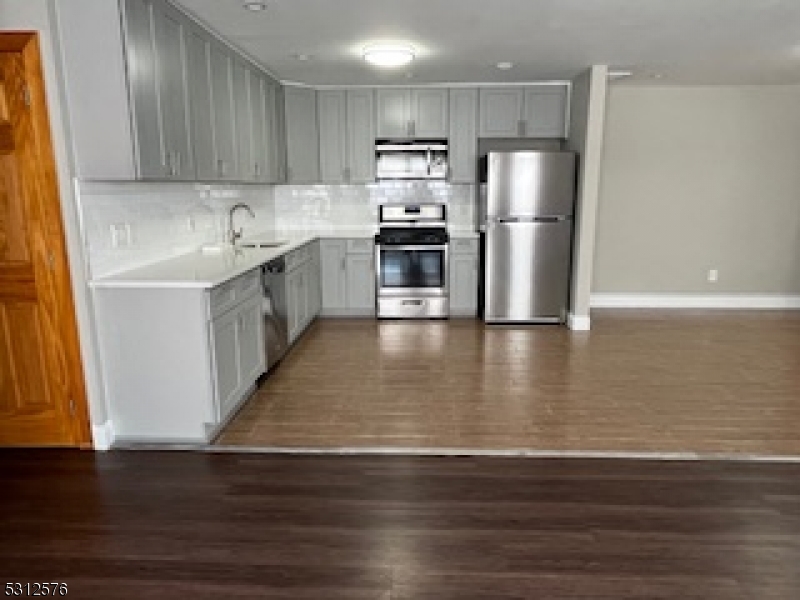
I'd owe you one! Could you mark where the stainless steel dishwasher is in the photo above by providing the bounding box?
[262,257,288,371]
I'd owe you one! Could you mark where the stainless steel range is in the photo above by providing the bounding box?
[375,203,449,319]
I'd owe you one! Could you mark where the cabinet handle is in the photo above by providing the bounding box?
[254,162,260,178]
[286,166,293,181]
[518,119,526,137]
[164,152,172,177]
[174,151,181,177]
[341,257,346,271]
[217,159,226,178]
[408,120,415,137]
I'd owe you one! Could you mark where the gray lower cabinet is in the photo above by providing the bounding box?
[320,239,375,316]
[284,86,320,183]
[448,88,478,183]
[93,269,265,443]
[479,85,568,138]
[449,238,479,316]
[286,242,321,344]
[211,293,264,421]
[317,89,376,184]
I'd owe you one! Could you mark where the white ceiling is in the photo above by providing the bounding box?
[173,0,800,86]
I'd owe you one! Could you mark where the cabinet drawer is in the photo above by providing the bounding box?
[236,269,261,299]
[346,238,374,254]
[209,279,238,317]
[450,238,478,254]
[286,244,311,271]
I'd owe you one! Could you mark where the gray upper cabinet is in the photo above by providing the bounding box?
[411,89,449,137]
[261,79,284,183]
[284,86,320,183]
[346,90,376,183]
[186,28,216,181]
[249,72,268,183]
[55,0,286,183]
[317,90,348,184]
[121,0,164,178]
[376,88,410,138]
[523,86,568,138]
[231,60,252,181]
[151,0,193,179]
[479,87,524,137]
[317,89,376,184]
[376,88,448,138]
[479,85,568,138]
[448,88,478,183]
[209,43,237,181]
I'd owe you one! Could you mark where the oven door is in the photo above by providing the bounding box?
[376,244,449,296]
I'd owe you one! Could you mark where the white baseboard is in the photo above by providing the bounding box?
[567,313,591,330]
[92,420,115,451]
[590,293,800,310]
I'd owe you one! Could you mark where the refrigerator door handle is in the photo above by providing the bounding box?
[493,216,569,224]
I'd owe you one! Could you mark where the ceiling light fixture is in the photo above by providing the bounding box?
[363,45,415,68]
[496,62,513,70]
[243,1,267,11]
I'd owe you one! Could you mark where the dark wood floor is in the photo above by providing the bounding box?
[2,450,800,599]
[219,311,800,454]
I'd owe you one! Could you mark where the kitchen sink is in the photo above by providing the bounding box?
[240,241,287,248]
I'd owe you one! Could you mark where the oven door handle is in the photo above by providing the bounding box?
[377,244,448,251]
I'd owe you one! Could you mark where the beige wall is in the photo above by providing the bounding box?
[567,65,608,324]
[594,85,800,294]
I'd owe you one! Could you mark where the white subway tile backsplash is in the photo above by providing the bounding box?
[77,180,275,279]
[273,182,475,232]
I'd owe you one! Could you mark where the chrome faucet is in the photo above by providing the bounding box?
[228,202,255,245]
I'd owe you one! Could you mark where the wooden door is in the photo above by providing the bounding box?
[0,34,91,446]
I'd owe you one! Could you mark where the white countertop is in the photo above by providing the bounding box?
[89,227,476,290]
[89,230,375,290]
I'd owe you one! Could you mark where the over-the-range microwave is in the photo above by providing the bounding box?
[375,140,448,180]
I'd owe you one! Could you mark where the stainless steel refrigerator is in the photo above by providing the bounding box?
[478,151,576,323]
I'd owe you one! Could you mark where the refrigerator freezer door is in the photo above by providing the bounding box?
[484,220,572,322]
[486,152,576,219]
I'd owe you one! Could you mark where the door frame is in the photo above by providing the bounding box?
[1,32,92,447]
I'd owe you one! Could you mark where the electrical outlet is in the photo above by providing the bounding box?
[110,223,127,248]
[708,269,719,283]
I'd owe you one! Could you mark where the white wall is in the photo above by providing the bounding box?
[594,85,800,296]
[566,65,609,327]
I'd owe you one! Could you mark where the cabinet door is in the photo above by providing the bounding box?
[449,253,479,314]
[249,71,268,182]
[376,88,410,138]
[273,84,288,183]
[308,254,321,319]
[284,86,319,183]
[317,90,347,183]
[320,240,347,310]
[523,86,568,138]
[346,90,376,183]
[209,44,236,180]
[232,60,253,181]
[237,296,265,386]
[152,1,193,179]
[261,79,281,183]
[286,268,299,343]
[345,253,376,312]
[479,88,524,137]
[448,88,478,183]
[123,0,164,178]
[211,308,240,421]
[412,88,448,138]
[186,28,217,180]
